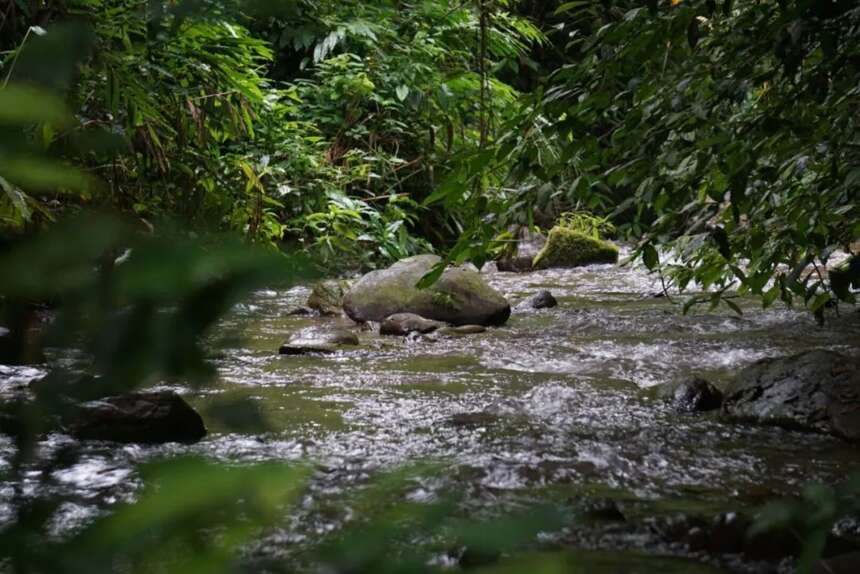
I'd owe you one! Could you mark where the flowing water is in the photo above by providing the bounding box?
[2,257,860,571]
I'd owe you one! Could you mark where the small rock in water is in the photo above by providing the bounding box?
[447,412,498,428]
[67,391,207,444]
[580,499,626,523]
[516,290,558,311]
[480,261,498,274]
[436,325,487,337]
[380,313,446,336]
[279,327,359,356]
[672,377,723,413]
[307,280,351,316]
[284,306,315,316]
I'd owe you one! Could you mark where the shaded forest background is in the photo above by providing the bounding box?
[2,0,858,312]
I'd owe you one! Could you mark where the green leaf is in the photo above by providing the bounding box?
[555,1,592,15]
[810,292,831,313]
[642,243,659,270]
[395,85,410,102]
[0,156,91,194]
[0,84,73,126]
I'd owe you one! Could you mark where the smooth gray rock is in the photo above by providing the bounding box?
[380,313,446,336]
[343,255,510,326]
[67,391,206,444]
[307,280,351,316]
[722,350,860,441]
[279,327,359,355]
[497,227,546,272]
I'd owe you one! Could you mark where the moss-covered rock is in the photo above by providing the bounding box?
[343,255,510,326]
[532,226,619,270]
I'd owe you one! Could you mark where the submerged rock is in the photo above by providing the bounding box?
[516,290,558,311]
[307,280,351,316]
[343,255,510,326]
[279,327,359,355]
[532,226,619,270]
[380,313,446,336]
[284,305,315,316]
[669,377,724,413]
[722,350,860,441]
[67,391,206,444]
[447,412,499,428]
[436,325,487,337]
[497,227,547,272]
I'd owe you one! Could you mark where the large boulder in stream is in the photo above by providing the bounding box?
[343,255,511,326]
[532,226,619,270]
[722,350,860,442]
[67,391,207,444]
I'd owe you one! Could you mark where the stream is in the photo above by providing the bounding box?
[2,255,859,572]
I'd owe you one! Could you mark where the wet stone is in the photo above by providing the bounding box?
[671,378,724,413]
[284,306,315,316]
[436,325,487,337]
[447,412,498,428]
[279,327,359,356]
[380,313,446,336]
[516,290,558,311]
[67,391,207,444]
[580,500,627,523]
[722,350,860,441]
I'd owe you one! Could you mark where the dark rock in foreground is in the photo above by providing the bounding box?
[68,391,206,444]
[343,255,510,326]
[722,350,860,441]
[380,313,446,336]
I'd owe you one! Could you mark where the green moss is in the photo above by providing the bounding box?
[532,227,619,269]
[431,290,459,310]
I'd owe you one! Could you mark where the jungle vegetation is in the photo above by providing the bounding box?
[1,0,856,309]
